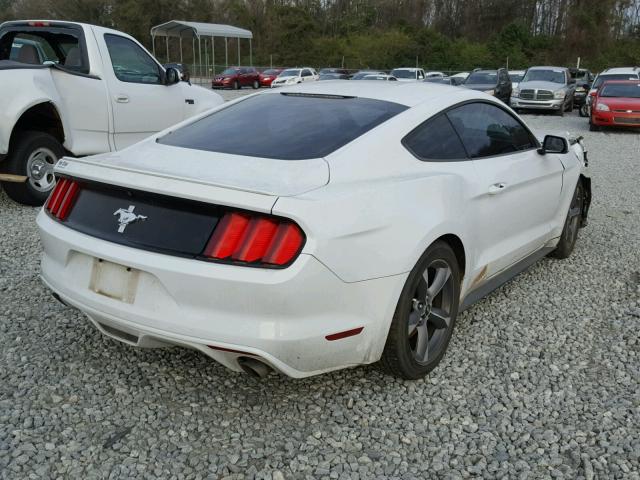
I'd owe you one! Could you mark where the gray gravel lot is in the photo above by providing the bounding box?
[1,88,639,479]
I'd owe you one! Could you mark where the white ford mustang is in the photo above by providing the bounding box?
[37,81,591,379]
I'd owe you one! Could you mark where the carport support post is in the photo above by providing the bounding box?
[198,37,202,79]
[204,38,208,75]
[249,39,252,66]
[237,37,240,66]
[211,36,215,75]
[192,37,195,80]
[166,36,169,62]
[179,37,183,63]
[225,37,228,67]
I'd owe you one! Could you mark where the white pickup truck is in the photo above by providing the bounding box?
[0,20,223,205]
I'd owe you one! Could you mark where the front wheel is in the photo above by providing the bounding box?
[252,79,259,89]
[1,131,65,206]
[380,241,461,380]
[550,181,585,259]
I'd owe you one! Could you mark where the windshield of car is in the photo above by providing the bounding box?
[509,73,524,83]
[221,68,239,75]
[466,72,497,84]
[262,69,279,75]
[279,69,300,77]
[600,83,640,98]
[522,69,566,84]
[593,74,639,89]
[352,71,381,80]
[391,69,415,79]
[159,93,408,160]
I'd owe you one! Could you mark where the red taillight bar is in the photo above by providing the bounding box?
[204,211,305,267]
[46,178,80,220]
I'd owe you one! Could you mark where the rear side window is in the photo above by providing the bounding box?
[403,114,467,161]
[159,93,407,160]
[447,102,536,158]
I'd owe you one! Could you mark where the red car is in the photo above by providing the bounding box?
[258,68,284,87]
[590,80,640,131]
[212,67,260,90]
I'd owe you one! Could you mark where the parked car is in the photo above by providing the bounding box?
[164,62,190,82]
[462,68,512,104]
[390,67,425,82]
[590,80,640,131]
[362,74,397,81]
[351,70,385,80]
[37,81,590,380]
[319,72,350,80]
[424,77,457,85]
[508,70,526,89]
[258,68,284,87]
[212,66,260,89]
[425,71,445,79]
[319,68,351,78]
[0,20,223,205]
[451,72,469,82]
[270,67,318,87]
[510,66,576,115]
[586,67,640,111]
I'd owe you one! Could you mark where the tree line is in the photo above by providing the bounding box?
[2,0,640,71]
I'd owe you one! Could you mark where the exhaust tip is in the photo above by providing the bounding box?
[237,357,272,379]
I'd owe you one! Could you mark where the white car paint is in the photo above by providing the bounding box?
[390,67,426,82]
[37,82,589,378]
[270,67,318,87]
[0,20,223,157]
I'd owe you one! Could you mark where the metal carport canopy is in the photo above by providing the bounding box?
[150,21,253,40]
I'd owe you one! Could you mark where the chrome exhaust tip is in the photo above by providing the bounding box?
[237,357,272,378]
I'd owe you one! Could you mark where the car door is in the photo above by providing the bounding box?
[301,69,314,82]
[447,102,564,277]
[99,33,186,150]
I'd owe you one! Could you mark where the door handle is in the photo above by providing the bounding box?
[488,182,507,195]
[115,94,129,103]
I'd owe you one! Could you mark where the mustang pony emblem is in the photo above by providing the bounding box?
[113,205,147,233]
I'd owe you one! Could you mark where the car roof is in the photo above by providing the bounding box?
[601,67,640,74]
[392,67,421,71]
[509,70,526,74]
[1,19,139,39]
[261,80,485,108]
[528,66,568,71]
[600,79,640,85]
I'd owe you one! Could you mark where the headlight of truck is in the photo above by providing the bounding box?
[512,88,519,98]
[596,103,610,112]
[554,91,565,99]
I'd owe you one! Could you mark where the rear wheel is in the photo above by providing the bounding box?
[233,80,240,90]
[380,241,460,380]
[1,131,65,206]
[550,181,585,259]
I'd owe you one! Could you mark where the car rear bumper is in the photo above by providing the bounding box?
[37,211,405,378]
[592,111,640,127]
[510,98,564,110]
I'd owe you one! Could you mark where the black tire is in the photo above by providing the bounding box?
[380,241,461,380]
[579,104,589,118]
[556,102,565,116]
[1,131,65,206]
[550,180,585,259]
[589,120,600,132]
[233,80,240,90]
[252,79,259,89]
[567,98,574,112]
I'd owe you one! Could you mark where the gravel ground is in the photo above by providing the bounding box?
[1,91,639,479]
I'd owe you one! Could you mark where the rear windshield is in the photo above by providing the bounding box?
[391,69,415,79]
[159,93,407,160]
[594,74,639,88]
[601,83,640,98]
[466,72,497,84]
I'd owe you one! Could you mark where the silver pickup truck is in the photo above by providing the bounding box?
[510,66,576,116]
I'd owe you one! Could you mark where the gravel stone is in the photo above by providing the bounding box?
[1,93,639,479]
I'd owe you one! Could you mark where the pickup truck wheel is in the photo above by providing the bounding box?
[1,131,65,206]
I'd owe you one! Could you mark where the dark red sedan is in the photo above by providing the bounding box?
[590,80,640,131]
[258,68,284,87]
[212,67,260,90]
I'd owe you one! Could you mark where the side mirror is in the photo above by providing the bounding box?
[538,135,568,155]
[165,67,180,86]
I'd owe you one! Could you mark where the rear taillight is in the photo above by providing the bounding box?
[204,211,305,267]
[46,178,80,220]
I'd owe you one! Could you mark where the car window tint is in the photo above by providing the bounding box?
[159,93,407,160]
[104,34,161,84]
[403,114,467,161]
[447,102,536,158]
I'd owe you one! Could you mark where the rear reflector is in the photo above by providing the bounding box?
[46,178,80,220]
[204,211,304,267]
[325,327,364,341]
